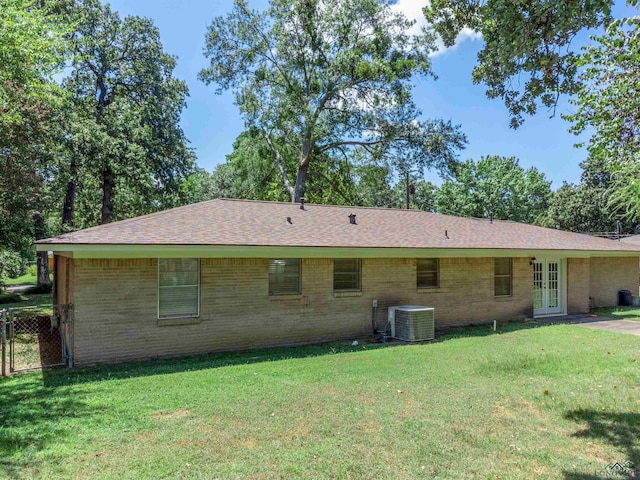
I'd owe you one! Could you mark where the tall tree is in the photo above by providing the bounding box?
[424,0,616,127]
[392,178,438,211]
[539,183,612,233]
[564,16,640,221]
[0,0,68,260]
[206,129,362,205]
[435,156,552,223]
[351,161,396,208]
[61,0,195,227]
[200,0,466,203]
[539,158,638,233]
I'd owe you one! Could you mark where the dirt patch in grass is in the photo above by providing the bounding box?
[151,409,191,419]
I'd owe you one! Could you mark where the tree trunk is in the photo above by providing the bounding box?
[293,163,309,203]
[61,179,75,230]
[36,252,50,286]
[33,212,51,287]
[100,164,114,224]
[293,134,312,203]
[61,159,77,232]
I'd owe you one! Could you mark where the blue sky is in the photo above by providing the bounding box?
[107,0,624,188]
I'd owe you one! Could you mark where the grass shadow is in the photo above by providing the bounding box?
[435,319,550,342]
[24,320,549,389]
[33,338,400,388]
[563,409,640,479]
[0,374,99,478]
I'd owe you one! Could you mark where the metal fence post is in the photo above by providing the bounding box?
[66,304,74,368]
[1,309,6,377]
[8,308,14,373]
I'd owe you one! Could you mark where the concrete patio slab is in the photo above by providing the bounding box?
[575,319,640,336]
[536,314,640,336]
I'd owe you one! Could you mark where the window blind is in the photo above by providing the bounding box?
[158,258,199,318]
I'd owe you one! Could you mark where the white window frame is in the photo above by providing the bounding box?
[158,258,200,319]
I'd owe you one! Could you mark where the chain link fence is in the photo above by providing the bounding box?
[1,304,73,375]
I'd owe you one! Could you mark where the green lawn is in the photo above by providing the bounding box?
[3,273,53,286]
[1,323,639,479]
[3,273,38,286]
[593,306,640,321]
[0,293,53,315]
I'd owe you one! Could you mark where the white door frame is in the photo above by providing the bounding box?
[533,258,567,317]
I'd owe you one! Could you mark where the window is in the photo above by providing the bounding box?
[269,259,301,295]
[494,258,512,296]
[158,258,199,318]
[334,259,361,291]
[417,258,439,288]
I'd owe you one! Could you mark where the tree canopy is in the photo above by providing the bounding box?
[200,0,466,202]
[539,157,638,233]
[0,0,67,128]
[1,0,196,270]
[564,15,640,221]
[424,0,615,128]
[4,0,639,274]
[435,156,553,223]
[0,0,68,257]
[59,0,195,227]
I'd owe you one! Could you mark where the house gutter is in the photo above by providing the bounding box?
[34,244,640,259]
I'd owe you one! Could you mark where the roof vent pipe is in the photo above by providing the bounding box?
[489,211,493,223]
[300,198,305,210]
[349,214,357,225]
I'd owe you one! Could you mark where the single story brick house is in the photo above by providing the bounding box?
[36,199,640,366]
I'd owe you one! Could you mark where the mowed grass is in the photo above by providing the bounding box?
[1,322,640,479]
[3,273,37,286]
[0,293,53,315]
[593,306,640,321]
[3,273,52,286]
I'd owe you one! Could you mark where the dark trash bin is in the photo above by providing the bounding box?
[618,289,633,306]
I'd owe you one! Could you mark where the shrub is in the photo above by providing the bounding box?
[0,250,26,279]
[27,264,37,276]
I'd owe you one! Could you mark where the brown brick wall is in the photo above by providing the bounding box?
[71,256,534,366]
[567,258,590,314]
[369,257,533,327]
[589,257,639,307]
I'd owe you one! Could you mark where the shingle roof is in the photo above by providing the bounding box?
[35,199,640,253]
[621,235,640,246]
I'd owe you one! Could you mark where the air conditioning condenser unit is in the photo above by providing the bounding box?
[388,305,435,342]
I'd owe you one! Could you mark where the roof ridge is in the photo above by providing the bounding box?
[218,197,489,219]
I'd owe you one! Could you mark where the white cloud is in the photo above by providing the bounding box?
[390,0,430,36]
[430,28,483,58]
[389,0,482,57]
